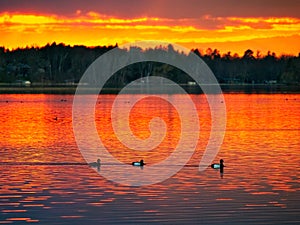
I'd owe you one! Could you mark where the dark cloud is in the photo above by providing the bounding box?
[0,0,299,18]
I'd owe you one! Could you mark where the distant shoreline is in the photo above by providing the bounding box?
[0,84,299,94]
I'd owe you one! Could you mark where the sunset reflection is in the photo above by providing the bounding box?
[0,94,80,162]
[0,94,299,224]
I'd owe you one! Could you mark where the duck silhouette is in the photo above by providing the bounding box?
[211,159,225,173]
[132,159,145,166]
[89,159,101,169]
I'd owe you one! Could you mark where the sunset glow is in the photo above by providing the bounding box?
[1,5,300,55]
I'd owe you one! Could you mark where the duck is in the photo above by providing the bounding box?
[211,159,225,171]
[89,158,101,167]
[132,159,145,166]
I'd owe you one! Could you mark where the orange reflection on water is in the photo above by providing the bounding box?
[1,95,49,146]
[96,95,185,165]
[0,94,299,224]
[0,94,80,163]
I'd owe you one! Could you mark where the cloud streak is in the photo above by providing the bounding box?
[2,12,299,30]
[0,11,299,55]
[1,0,299,18]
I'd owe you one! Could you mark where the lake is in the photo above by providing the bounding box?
[0,94,299,224]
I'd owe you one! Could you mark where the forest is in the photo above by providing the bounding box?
[0,42,299,87]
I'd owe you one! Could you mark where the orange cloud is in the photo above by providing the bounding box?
[0,12,299,56]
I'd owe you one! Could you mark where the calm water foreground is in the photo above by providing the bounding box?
[0,94,299,224]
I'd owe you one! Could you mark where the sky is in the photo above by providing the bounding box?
[1,0,300,56]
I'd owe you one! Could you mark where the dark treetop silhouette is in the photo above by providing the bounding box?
[0,43,299,87]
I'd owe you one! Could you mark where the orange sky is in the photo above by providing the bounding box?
[1,1,300,56]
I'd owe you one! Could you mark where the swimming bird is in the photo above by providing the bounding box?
[211,159,225,172]
[132,159,145,166]
[89,158,101,168]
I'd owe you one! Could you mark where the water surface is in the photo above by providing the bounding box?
[0,94,299,224]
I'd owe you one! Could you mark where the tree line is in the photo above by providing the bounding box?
[0,42,299,86]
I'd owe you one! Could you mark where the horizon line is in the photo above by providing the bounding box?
[1,41,299,57]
